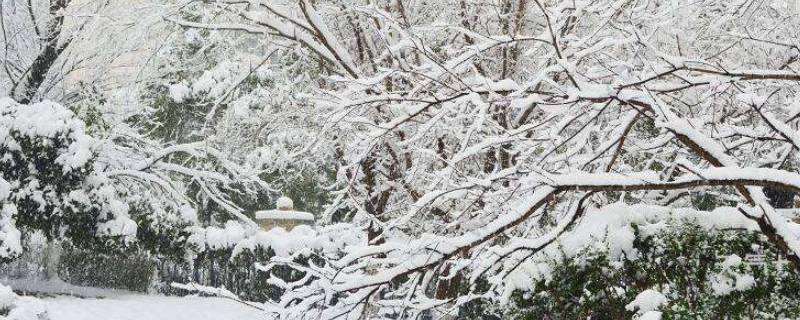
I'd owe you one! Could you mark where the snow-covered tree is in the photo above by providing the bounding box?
[0,0,167,104]
[0,0,799,318]
[169,0,800,318]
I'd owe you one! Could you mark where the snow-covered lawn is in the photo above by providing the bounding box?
[43,295,267,320]
[1,279,268,320]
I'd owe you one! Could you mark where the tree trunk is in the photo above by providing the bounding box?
[12,0,69,104]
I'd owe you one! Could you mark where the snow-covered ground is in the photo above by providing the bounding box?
[43,295,267,320]
[1,278,268,320]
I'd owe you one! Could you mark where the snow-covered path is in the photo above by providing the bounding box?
[43,295,267,320]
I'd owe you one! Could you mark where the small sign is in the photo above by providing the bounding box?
[744,254,767,266]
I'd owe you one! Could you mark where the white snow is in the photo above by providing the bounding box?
[0,283,47,320]
[168,83,191,103]
[626,289,667,314]
[96,216,138,240]
[275,196,294,210]
[254,210,314,221]
[178,204,199,224]
[462,76,521,92]
[0,178,9,200]
[187,221,248,251]
[0,283,15,308]
[0,279,267,320]
[1,278,144,299]
[7,296,46,320]
[710,254,756,296]
[42,295,267,320]
[0,98,94,171]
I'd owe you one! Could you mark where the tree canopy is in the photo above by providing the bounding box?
[2,0,800,319]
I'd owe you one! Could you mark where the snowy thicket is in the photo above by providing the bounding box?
[1,0,800,319]
[165,0,800,318]
[161,1,800,318]
[0,0,165,104]
[0,98,135,256]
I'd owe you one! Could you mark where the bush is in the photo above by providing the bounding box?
[58,246,157,292]
[507,225,800,319]
[154,245,312,302]
[0,98,134,261]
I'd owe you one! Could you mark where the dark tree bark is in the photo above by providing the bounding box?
[12,0,70,104]
[764,187,796,209]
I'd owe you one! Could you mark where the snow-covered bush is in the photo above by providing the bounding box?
[505,224,800,319]
[162,224,355,302]
[0,98,135,261]
[57,247,157,292]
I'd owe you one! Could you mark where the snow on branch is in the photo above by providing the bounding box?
[164,0,800,318]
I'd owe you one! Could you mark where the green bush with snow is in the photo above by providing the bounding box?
[0,98,135,261]
[506,224,800,319]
